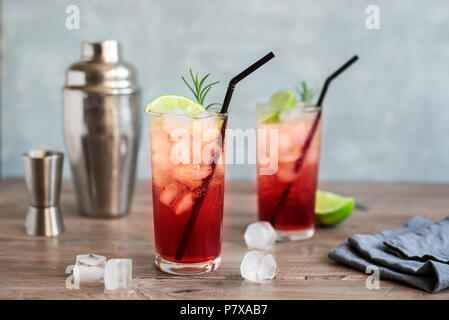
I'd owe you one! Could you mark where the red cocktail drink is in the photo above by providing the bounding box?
[257,104,321,240]
[149,110,226,274]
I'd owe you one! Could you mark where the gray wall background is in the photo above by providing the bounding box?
[2,0,449,182]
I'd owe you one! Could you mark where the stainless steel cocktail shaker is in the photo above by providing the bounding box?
[63,40,140,218]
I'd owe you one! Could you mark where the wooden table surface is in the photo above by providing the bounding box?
[0,179,448,300]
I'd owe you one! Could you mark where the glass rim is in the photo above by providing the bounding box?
[22,150,63,159]
[256,102,321,112]
[146,110,228,119]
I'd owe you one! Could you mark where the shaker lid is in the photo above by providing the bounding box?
[82,40,119,63]
[64,40,138,94]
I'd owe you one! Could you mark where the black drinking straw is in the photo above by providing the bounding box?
[220,52,275,114]
[175,52,275,260]
[270,55,359,226]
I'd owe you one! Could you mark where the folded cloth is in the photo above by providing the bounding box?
[384,217,449,264]
[328,216,449,293]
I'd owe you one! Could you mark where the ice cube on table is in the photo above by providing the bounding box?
[73,254,106,284]
[240,250,277,283]
[244,222,277,250]
[258,254,277,283]
[104,258,132,291]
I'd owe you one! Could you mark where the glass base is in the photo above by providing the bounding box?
[275,227,315,242]
[155,254,221,275]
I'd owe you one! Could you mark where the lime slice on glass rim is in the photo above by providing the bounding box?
[144,95,206,115]
[269,90,296,111]
[259,109,280,124]
[315,190,355,227]
[260,90,296,124]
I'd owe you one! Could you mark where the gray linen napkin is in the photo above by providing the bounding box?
[384,217,449,264]
[328,216,449,293]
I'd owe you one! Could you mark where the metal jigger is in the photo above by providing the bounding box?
[22,150,65,236]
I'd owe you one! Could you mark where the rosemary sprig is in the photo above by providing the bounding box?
[182,68,221,110]
[296,81,317,104]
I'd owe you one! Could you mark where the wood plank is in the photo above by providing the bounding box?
[0,179,448,299]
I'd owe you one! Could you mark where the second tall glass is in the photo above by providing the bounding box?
[257,104,322,241]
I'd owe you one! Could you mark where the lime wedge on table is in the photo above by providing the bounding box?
[269,90,296,111]
[315,190,355,227]
[144,95,206,115]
